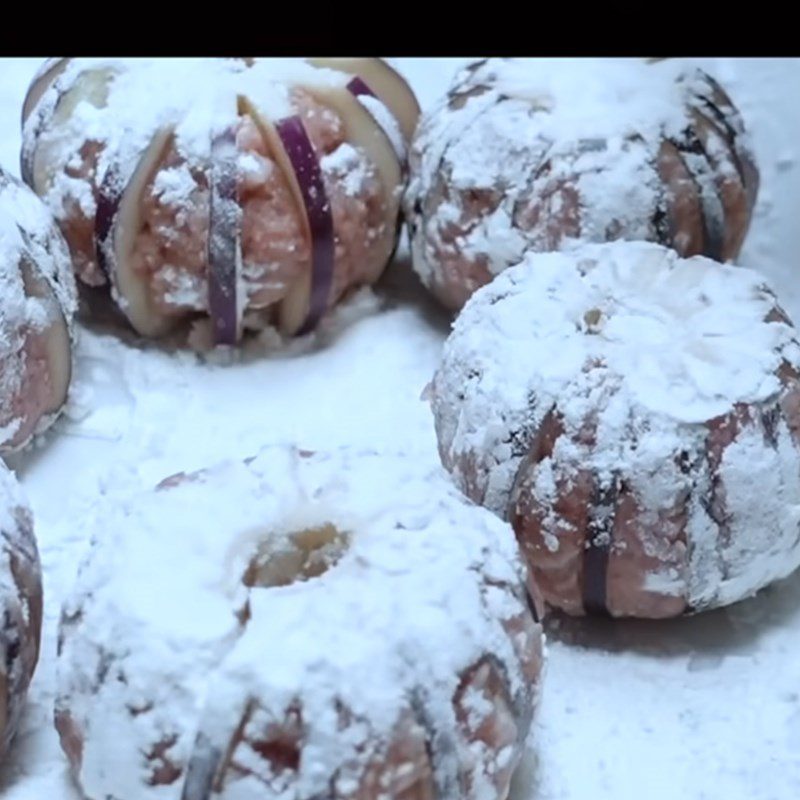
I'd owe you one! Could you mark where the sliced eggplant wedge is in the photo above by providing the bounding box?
[305,57,420,144]
[24,260,72,417]
[300,83,403,285]
[673,127,726,263]
[274,115,335,336]
[344,75,407,165]
[21,57,71,125]
[695,74,760,218]
[27,66,117,196]
[100,127,178,339]
[238,97,332,337]
[272,83,404,335]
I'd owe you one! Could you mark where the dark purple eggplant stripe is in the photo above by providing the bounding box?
[582,481,616,616]
[94,178,119,278]
[684,127,728,261]
[208,128,241,346]
[275,115,335,336]
[346,76,377,100]
[525,587,541,624]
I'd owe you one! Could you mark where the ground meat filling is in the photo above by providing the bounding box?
[60,139,105,287]
[134,144,210,319]
[130,89,387,333]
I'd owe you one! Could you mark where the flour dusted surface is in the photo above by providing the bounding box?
[56,446,543,799]
[0,169,76,449]
[405,58,758,310]
[3,57,800,800]
[432,241,800,613]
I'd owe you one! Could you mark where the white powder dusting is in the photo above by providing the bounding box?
[237,151,272,184]
[477,58,698,142]
[56,446,541,799]
[4,58,800,800]
[432,240,800,609]
[321,142,369,197]
[22,58,352,222]
[151,164,197,208]
[404,57,751,301]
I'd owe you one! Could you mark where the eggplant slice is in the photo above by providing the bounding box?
[99,127,178,339]
[301,83,403,284]
[21,57,71,125]
[305,57,421,144]
[26,66,117,195]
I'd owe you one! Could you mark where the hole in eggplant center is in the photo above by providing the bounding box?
[243,524,350,588]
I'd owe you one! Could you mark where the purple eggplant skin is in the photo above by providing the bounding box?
[274,115,335,336]
[99,128,177,339]
[94,168,125,279]
[346,76,377,100]
[207,127,242,346]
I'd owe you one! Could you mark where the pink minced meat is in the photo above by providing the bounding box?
[133,89,387,329]
[61,140,106,288]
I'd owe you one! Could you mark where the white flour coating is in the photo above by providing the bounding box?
[56,446,543,800]
[23,58,351,209]
[0,461,41,756]
[432,241,800,611]
[1,57,799,800]
[320,143,369,197]
[474,58,702,142]
[22,58,402,339]
[356,94,406,163]
[0,169,76,449]
[404,58,756,304]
